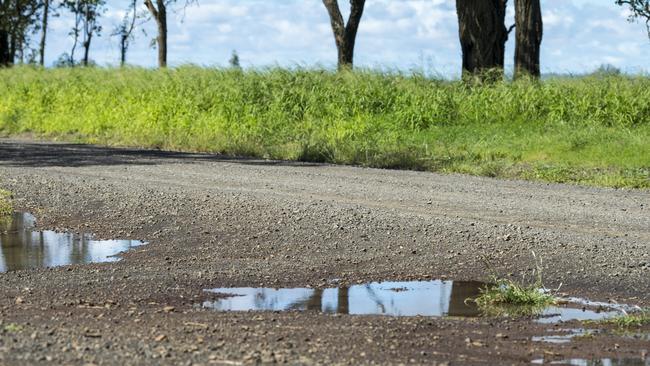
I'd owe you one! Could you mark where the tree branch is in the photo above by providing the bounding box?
[345,0,366,36]
[322,0,345,42]
[144,0,158,19]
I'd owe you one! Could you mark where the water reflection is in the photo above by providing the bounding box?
[531,358,649,365]
[537,306,622,324]
[0,212,146,272]
[203,280,484,317]
[203,280,633,323]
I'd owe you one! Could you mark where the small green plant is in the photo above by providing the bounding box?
[0,189,12,219]
[3,323,23,333]
[601,309,650,328]
[473,252,556,316]
[474,277,556,316]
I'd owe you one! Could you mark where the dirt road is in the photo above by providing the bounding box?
[0,138,648,365]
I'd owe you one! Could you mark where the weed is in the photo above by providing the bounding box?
[3,323,23,333]
[600,309,650,328]
[0,189,12,219]
[473,252,556,316]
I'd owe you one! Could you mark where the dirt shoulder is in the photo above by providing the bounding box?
[0,138,648,365]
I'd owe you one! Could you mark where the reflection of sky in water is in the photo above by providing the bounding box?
[204,281,630,322]
[537,306,621,324]
[204,280,483,317]
[0,213,146,272]
[532,358,650,366]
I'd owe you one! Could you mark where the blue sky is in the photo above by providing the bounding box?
[39,0,650,76]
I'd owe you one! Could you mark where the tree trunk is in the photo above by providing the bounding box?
[39,0,49,66]
[8,32,16,64]
[322,0,366,70]
[514,0,542,79]
[120,35,127,66]
[157,1,167,68]
[0,29,9,66]
[456,0,508,81]
[145,0,167,68]
[82,32,92,66]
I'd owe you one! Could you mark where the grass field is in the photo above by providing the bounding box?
[1,66,648,188]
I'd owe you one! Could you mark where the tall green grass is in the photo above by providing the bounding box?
[1,66,649,188]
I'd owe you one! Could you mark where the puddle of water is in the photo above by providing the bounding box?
[0,212,146,272]
[203,280,484,317]
[532,328,596,344]
[203,281,631,322]
[531,358,649,365]
[536,306,622,324]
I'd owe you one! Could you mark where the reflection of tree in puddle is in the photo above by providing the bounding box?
[258,281,482,317]
[447,281,482,317]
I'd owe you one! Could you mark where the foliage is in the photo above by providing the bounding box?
[61,0,105,65]
[474,277,556,316]
[601,308,650,328]
[473,253,556,316]
[592,63,622,76]
[229,50,240,69]
[0,0,43,65]
[616,0,650,39]
[0,66,649,188]
[0,189,11,219]
[3,323,23,333]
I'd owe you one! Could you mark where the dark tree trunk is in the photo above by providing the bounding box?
[120,35,127,66]
[514,0,542,79]
[82,32,92,66]
[145,0,167,68]
[119,0,137,67]
[322,0,366,70]
[157,2,167,68]
[39,0,49,66]
[0,29,9,66]
[8,32,16,64]
[456,0,508,81]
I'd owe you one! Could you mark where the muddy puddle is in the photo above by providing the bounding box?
[202,280,630,323]
[0,212,146,272]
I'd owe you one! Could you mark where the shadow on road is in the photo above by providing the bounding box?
[0,140,325,168]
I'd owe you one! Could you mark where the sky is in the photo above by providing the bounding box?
[37,0,650,76]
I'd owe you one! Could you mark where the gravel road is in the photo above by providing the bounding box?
[0,138,648,365]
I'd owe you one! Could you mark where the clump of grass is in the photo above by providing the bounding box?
[600,309,650,328]
[474,277,556,316]
[0,189,12,219]
[473,252,556,316]
[3,323,23,333]
[1,66,649,188]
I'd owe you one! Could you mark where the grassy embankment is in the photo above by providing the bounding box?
[0,66,648,188]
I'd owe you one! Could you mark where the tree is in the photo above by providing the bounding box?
[38,0,49,65]
[616,0,650,39]
[113,0,137,66]
[143,0,167,67]
[455,0,508,81]
[143,0,196,68]
[322,0,366,70]
[62,0,105,66]
[514,0,543,79]
[228,49,240,69]
[0,0,42,66]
